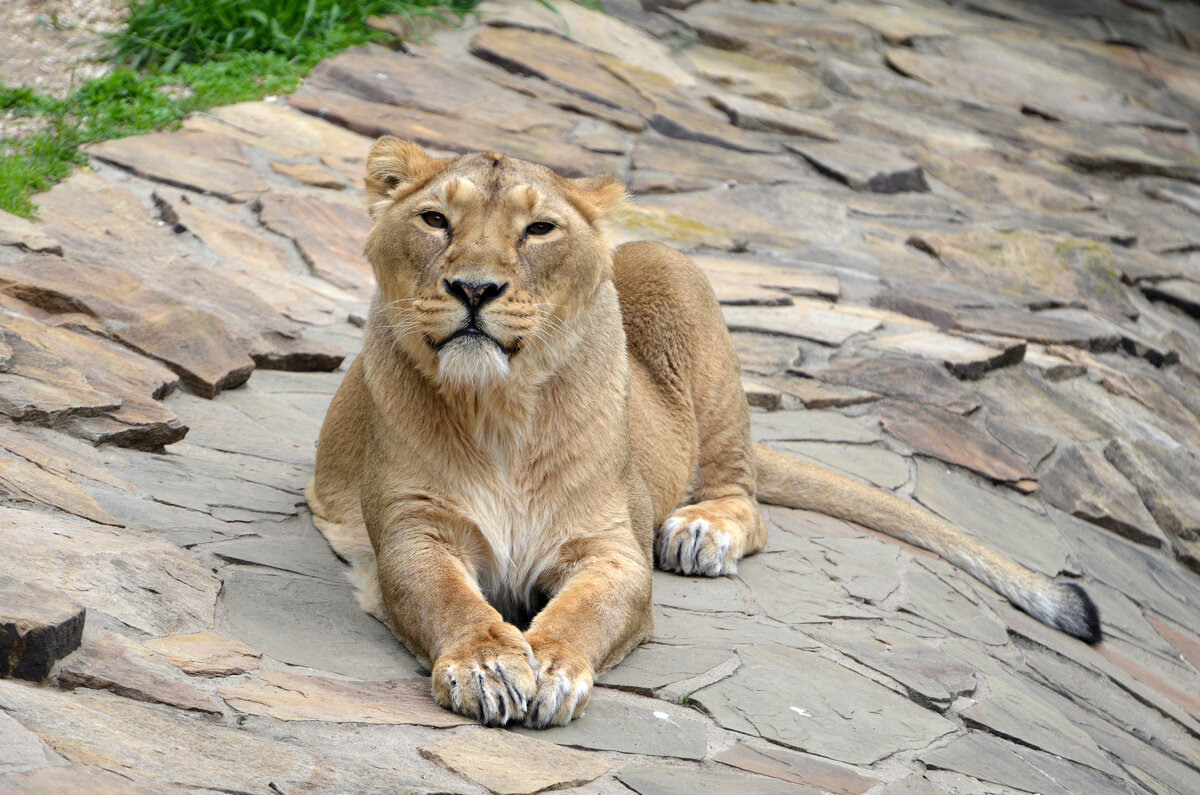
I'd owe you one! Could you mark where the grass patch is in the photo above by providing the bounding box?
[0,0,480,218]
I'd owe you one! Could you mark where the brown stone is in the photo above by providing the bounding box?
[829,3,953,44]
[0,765,181,794]
[268,160,345,189]
[1039,445,1165,547]
[419,729,613,794]
[631,135,806,186]
[144,631,261,678]
[951,307,1123,351]
[685,45,826,109]
[255,190,375,299]
[866,331,1025,380]
[469,26,654,115]
[907,230,1136,321]
[182,99,375,162]
[87,130,270,203]
[714,741,880,793]
[0,453,117,525]
[115,307,255,399]
[694,255,840,299]
[710,93,838,140]
[288,86,623,181]
[1104,439,1200,566]
[58,633,221,714]
[0,211,62,255]
[219,669,470,726]
[877,400,1037,487]
[803,356,981,414]
[0,507,219,636]
[743,379,782,410]
[790,141,929,193]
[0,575,85,681]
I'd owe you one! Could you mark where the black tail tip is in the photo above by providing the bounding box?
[1058,582,1102,644]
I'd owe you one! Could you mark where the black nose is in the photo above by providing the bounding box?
[445,279,507,311]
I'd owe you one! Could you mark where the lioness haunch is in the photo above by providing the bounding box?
[307,138,1100,728]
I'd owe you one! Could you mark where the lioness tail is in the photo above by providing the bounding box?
[753,445,1101,644]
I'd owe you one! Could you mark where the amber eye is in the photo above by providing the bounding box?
[525,221,555,236]
[421,211,448,229]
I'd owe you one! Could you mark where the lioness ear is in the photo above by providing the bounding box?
[565,173,629,225]
[365,137,448,215]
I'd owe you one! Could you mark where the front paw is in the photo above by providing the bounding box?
[656,511,740,576]
[431,622,537,726]
[524,636,593,728]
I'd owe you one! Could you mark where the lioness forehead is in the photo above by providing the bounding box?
[431,154,558,209]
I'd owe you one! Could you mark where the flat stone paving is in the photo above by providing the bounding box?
[3,0,1200,792]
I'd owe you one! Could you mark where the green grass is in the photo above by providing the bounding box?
[0,0,480,218]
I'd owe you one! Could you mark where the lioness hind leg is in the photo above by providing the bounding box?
[658,494,766,576]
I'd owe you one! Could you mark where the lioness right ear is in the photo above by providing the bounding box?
[365,137,448,215]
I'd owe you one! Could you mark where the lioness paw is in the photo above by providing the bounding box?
[656,508,742,576]
[524,637,593,728]
[431,622,537,727]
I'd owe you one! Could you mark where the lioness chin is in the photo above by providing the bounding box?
[307,137,1100,728]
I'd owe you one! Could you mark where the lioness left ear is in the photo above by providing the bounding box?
[365,137,450,215]
[565,173,629,225]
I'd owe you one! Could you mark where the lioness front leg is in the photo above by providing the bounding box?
[370,518,537,726]
[523,533,652,728]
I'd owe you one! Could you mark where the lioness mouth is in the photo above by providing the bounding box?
[434,326,518,357]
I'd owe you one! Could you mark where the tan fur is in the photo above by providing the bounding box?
[309,139,1099,729]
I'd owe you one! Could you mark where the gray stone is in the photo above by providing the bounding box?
[751,410,880,444]
[809,624,977,708]
[692,645,955,765]
[221,566,423,680]
[789,141,930,193]
[1040,444,1166,547]
[57,633,221,714]
[0,711,51,773]
[899,558,1010,646]
[1104,439,1200,569]
[713,741,879,793]
[739,553,878,624]
[724,302,881,346]
[517,691,707,760]
[0,765,184,794]
[617,765,794,795]
[420,728,613,795]
[808,537,903,603]
[598,643,733,692]
[0,576,85,681]
[143,630,261,678]
[952,307,1124,350]
[962,669,1122,776]
[920,731,1127,795]
[773,441,910,490]
[651,607,819,651]
[198,527,348,582]
[877,400,1037,490]
[913,459,1075,577]
[710,93,838,140]
[802,356,982,414]
[651,568,749,614]
[865,331,1026,380]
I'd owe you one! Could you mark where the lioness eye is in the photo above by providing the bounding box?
[526,221,555,236]
[421,211,448,229]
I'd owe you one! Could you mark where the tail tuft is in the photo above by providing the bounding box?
[1055,582,1102,644]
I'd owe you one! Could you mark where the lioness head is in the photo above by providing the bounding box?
[362,137,627,390]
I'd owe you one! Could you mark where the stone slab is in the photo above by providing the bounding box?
[0,507,218,637]
[789,141,929,193]
[1041,444,1166,547]
[517,692,707,760]
[420,729,613,794]
[617,765,797,795]
[143,630,261,678]
[713,741,879,793]
[877,400,1037,489]
[691,645,955,765]
[723,302,880,346]
[221,566,423,680]
[57,633,221,714]
[597,643,733,692]
[866,331,1025,380]
[0,710,50,774]
[802,356,981,414]
[220,669,468,726]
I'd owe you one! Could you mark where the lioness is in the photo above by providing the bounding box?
[308,137,1100,728]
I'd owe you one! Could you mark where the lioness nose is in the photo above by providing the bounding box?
[445,279,507,311]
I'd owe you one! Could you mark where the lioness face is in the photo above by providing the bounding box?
[362,138,626,390]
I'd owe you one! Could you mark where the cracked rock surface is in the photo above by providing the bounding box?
[3,0,1200,792]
